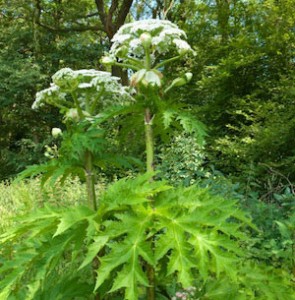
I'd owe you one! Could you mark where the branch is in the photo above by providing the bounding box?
[107,0,119,38]
[77,12,100,19]
[116,0,134,30]
[35,0,103,33]
[95,0,107,28]
[163,0,174,20]
[36,21,103,33]
[109,0,119,18]
[95,0,134,39]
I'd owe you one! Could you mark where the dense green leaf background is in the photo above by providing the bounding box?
[0,0,294,299]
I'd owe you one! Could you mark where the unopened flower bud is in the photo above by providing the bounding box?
[143,70,162,87]
[171,77,186,87]
[184,72,193,82]
[65,108,79,121]
[101,56,115,65]
[164,72,193,93]
[51,127,62,138]
[140,32,152,48]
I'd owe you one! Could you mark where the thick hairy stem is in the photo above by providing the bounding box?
[85,150,100,299]
[72,91,84,120]
[145,108,154,174]
[147,266,155,300]
[85,150,97,210]
[144,108,155,300]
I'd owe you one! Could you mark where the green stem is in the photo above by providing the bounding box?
[144,108,155,300]
[154,55,181,70]
[90,87,105,114]
[127,56,144,68]
[84,150,99,299]
[113,61,141,71]
[84,150,97,210]
[85,151,102,300]
[72,91,84,120]
[292,230,295,277]
[145,108,154,174]
[145,47,151,70]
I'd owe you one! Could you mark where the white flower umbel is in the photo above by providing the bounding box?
[108,19,194,62]
[32,68,133,119]
[33,85,66,109]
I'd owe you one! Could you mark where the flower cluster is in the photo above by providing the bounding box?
[32,68,133,116]
[108,19,194,60]
[171,287,197,300]
[32,85,66,110]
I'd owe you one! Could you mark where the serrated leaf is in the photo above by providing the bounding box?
[54,205,95,237]
[94,209,153,298]
[162,109,176,129]
[176,112,207,145]
[101,173,172,211]
[154,185,249,284]
[79,235,109,270]
[94,243,133,291]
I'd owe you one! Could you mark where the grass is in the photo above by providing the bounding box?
[0,177,106,232]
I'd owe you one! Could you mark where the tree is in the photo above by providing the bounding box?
[156,0,295,192]
[0,0,135,179]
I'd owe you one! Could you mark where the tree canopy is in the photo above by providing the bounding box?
[1,0,295,192]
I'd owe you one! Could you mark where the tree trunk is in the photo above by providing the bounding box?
[216,0,231,43]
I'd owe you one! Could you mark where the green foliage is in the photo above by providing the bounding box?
[161,108,207,146]
[2,173,293,299]
[18,121,141,186]
[0,204,97,299]
[0,173,259,300]
[0,0,107,180]
[188,0,295,189]
[158,133,205,186]
[193,262,293,300]
[0,177,94,232]
[244,193,295,273]
[1,8,295,300]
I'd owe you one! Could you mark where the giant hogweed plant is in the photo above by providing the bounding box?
[0,20,293,300]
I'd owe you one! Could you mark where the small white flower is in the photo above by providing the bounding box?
[75,69,106,77]
[51,128,62,138]
[151,36,162,45]
[52,68,77,91]
[78,83,93,89]
[32,85,62,109]
[129,38,141,49]
[34,67,134,116]
[115,33,131,43]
